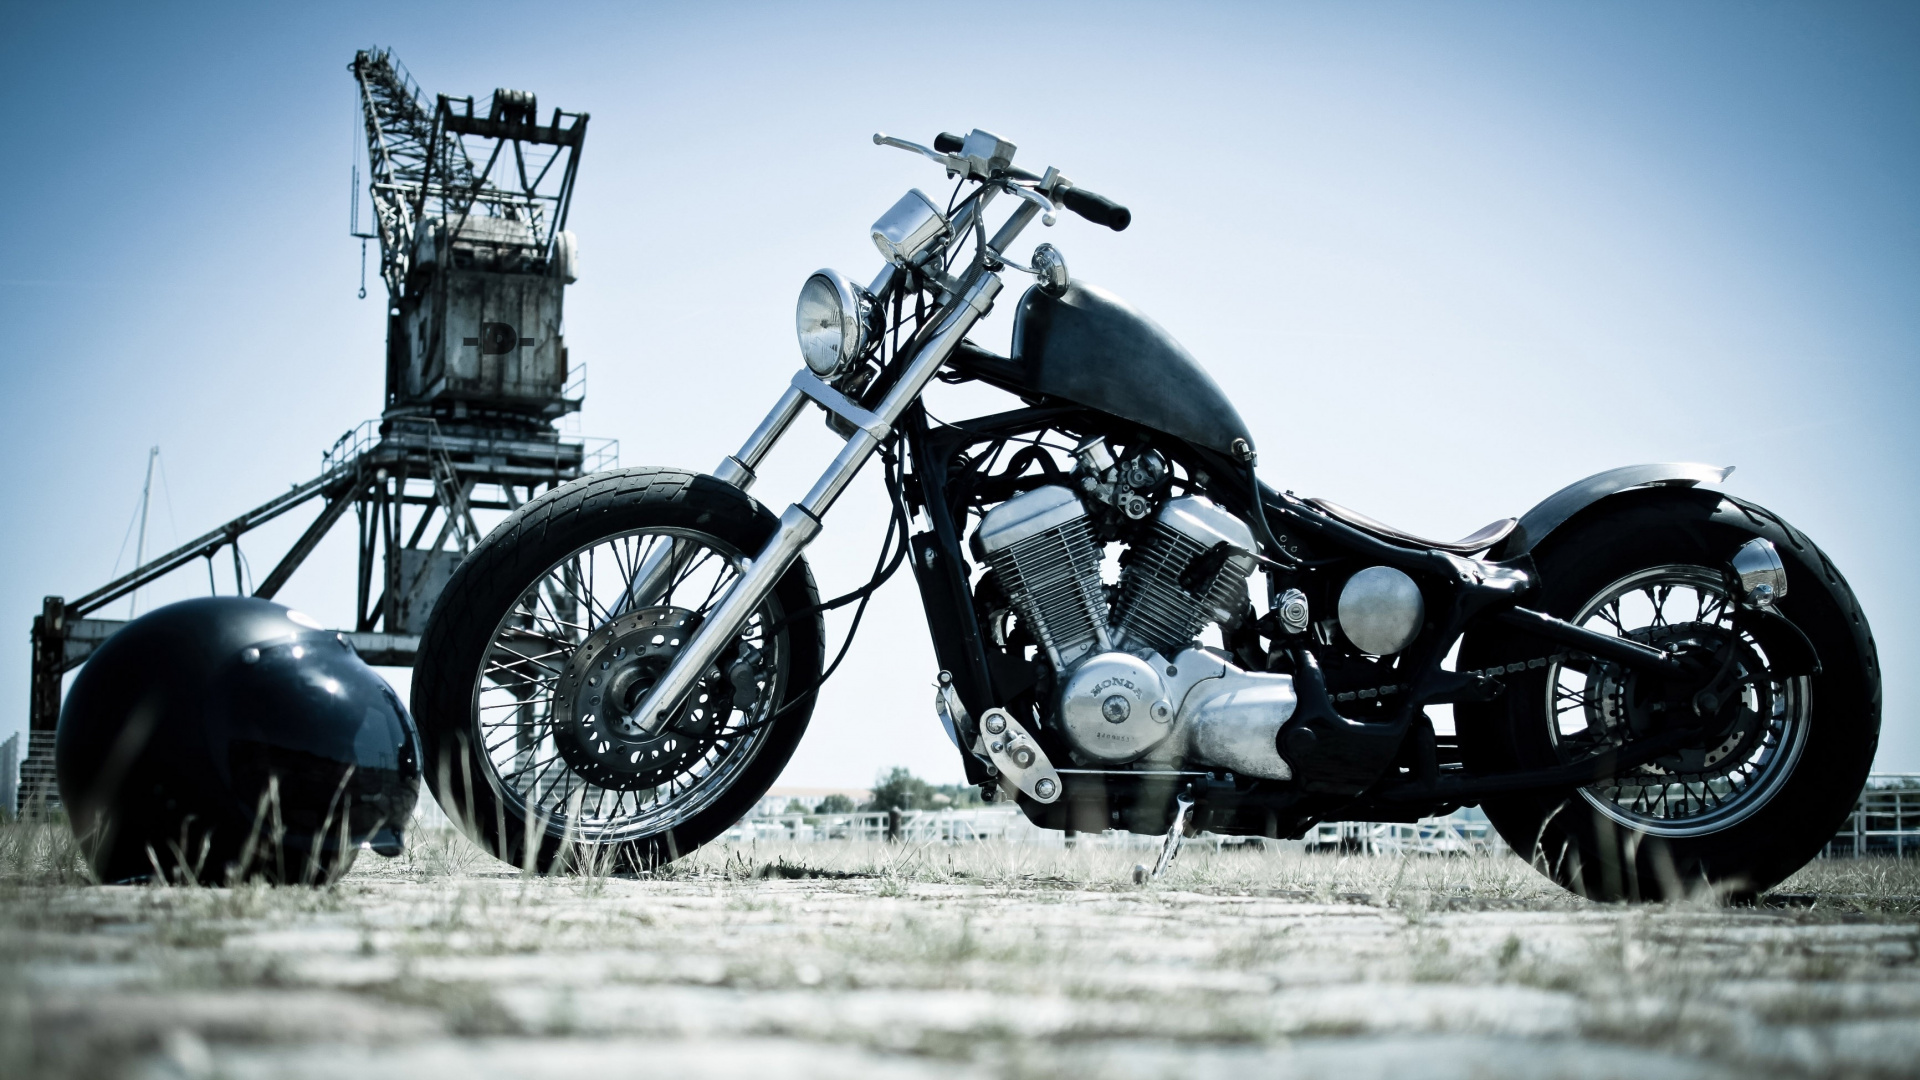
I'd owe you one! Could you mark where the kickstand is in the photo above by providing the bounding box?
[1151,792,1196,880]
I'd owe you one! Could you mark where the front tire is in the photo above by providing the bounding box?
[1458,489,1880,901]
[412,468,824,873]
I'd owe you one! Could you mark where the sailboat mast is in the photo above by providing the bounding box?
[129,446,158,618]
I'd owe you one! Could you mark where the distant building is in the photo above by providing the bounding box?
[1825,775,1920,858]
[0,733,16,818]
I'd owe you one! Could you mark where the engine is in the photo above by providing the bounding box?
[976,477,1263,765]
[1112,497,1258,655]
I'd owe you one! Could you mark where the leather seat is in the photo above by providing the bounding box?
[1305,498,1518,556]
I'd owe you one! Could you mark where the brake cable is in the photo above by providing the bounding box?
[719,450,915,733]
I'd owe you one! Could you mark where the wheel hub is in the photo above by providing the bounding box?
[1587,623,1771,776]
[550,607,732,790]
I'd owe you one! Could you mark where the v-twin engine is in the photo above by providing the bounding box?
[977,485,1296,779]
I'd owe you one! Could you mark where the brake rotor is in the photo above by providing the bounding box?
[550,607,736,791]
[1585,623,1773,777]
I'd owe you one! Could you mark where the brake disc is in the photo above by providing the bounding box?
[1585,623,1773,776]
[550,607,736,791]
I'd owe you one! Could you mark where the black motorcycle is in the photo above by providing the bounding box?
[413,130,1879,900]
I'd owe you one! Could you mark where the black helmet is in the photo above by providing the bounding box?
[56,597,421,884]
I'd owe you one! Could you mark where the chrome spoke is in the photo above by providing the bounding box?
[1546,564,1810,838]
[472,525,788,846]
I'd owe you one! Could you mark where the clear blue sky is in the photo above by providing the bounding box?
[2,1,1915,787]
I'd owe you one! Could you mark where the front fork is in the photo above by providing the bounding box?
[627,271,1005,733]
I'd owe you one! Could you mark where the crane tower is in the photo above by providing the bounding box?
[17,50,612,813]
[352,48,585,424]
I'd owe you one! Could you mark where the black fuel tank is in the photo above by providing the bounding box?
[1010,283,1253,455]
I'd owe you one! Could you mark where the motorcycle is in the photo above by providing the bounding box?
[413,129,1880,901]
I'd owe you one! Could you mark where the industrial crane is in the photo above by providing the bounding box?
[17,49,610,814]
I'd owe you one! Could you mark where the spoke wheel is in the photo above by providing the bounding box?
[1546,565,1809,838]
[477,528,785,843]
[412,468,823,873]
[1457,488,1879,902]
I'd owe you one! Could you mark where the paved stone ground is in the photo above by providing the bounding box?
[4,833,1918,1079]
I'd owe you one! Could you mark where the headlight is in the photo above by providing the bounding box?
[795,269,867,377]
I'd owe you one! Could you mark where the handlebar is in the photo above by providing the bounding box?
[1057,185,1131,232]
[875,130,1134,236]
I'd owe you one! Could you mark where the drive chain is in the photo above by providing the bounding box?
[1329,653,1573,705]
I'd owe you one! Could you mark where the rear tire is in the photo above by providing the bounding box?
[1458,488,1879,901]
[411,468,823,873]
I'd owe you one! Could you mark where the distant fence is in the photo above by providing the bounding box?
[721,805,1506,855]
[1823,775,1920,858]
[1304,814,1506,857]
[722,776,1920,859]
[721,808,1065,847]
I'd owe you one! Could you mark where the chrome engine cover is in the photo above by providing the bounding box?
[1146,648,1298,781]
[1057,651,1175,763]
[1054,646,1297,779]
[1177,664,1296,780]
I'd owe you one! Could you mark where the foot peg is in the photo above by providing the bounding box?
[981,708,1062,804]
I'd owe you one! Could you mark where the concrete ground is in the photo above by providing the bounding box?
[3,827,1918,1080]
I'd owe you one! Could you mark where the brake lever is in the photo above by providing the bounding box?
[999,180,1057,227]
[872,132,965,174]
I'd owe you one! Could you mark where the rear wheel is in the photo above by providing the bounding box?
[412,468,823,873]
[1458,489,1879,901]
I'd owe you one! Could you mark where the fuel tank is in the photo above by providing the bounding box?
[1010,283,1254,456]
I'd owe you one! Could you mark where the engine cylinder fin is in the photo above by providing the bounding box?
[985,502,1109,669]
[1113,514,1252,657]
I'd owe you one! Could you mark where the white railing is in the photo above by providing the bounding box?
[580,436,620,473]
[1305,814,1506,856]
[722,804,1508,855]
[1825,775,1920,858]
[722,808,1049,845]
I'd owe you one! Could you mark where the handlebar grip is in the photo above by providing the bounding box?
[1059,186,1131,231]
[933,132,965,153]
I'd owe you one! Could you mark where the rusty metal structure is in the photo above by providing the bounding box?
[17,49,610,813]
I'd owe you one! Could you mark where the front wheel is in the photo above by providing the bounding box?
[412,468,824,873]
[1458,488,1880,901]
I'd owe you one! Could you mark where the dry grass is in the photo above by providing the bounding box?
[3,818,1917,1080]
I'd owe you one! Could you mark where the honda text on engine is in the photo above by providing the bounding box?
[412,130,1880,901]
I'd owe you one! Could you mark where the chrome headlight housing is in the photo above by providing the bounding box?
[795,269,869,378]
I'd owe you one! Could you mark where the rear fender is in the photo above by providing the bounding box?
[1489,463,1733,560]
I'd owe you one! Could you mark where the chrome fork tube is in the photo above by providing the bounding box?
[633,271,1004,733]
[714,385,807,490]
[616,386,807,615]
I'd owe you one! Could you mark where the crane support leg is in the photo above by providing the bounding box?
[256,485,361,600]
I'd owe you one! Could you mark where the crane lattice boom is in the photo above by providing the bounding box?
[350,48,588,421]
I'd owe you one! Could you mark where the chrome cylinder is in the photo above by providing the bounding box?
[627,387,808,614]
[1337,566,1425,656]
[713,385,807,490]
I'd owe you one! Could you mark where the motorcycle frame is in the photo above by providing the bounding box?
[619,177,1701,839]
